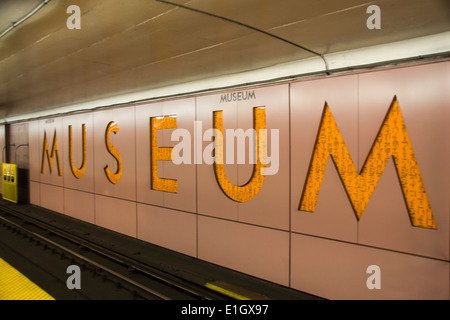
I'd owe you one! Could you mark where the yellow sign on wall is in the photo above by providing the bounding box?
[2,163,18,203]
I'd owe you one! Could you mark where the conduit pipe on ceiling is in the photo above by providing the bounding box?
[155,0,331,73]
[0,0,51,39]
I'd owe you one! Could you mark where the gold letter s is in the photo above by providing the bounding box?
[104,121,122,184]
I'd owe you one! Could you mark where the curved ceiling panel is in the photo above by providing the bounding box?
[0,0,449,120]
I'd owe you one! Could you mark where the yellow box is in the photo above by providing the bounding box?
[2,163,18,203]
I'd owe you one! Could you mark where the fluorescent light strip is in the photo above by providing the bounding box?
[326,31,450,69]
[4,31,450,123]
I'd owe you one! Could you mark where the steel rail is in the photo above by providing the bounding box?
[0,208,226,300]
[0,214,172,300]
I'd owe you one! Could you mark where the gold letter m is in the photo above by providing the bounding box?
[41,129,62,176]
[299,97,436,229]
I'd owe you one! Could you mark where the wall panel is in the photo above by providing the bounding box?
[236,85,290,230]
[40,184,64,213]
[137,203,197,257]
[93,106,136,201]
[29,181,40,206]
[39,117,64,187]
[198,215,290,286]
[94,194,136,238]
[135,98,197,212]
[357,63,450,260]
[290,75,359,242]
[135,101,164,206]
[28,120,40,184]
[291,233,449,300]
[63,188,95,224]
[62,112,95,193]
[161,98,197,212]
[196,92,239,220]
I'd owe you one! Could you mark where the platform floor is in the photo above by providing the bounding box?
[0,198,321,301]
[0,257,54,300]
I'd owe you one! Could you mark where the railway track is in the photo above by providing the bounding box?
[0,206,229,300]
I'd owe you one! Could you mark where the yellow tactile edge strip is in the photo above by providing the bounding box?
[0,258,54,300]
[206,281,269,300]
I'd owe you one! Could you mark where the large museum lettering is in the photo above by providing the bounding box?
[40,96,437,230]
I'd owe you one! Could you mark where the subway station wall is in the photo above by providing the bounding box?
[0,124,4,195]
[28,61,449,299]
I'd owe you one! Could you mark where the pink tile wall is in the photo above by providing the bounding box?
[198,215,290,286]
[357,63,450,260]
[28,120,40,206]
[137,203,197,257]
[25,61,450,299]
[0,125,4,195]
[95,194,136,238]
[135,101,164,206]
[196,92,239,220]
[28,121,40,179]
[63,188,95,224]
[290,75,359,242]
[289,62,450,299]
[135,98,197,212]
[39,117,64,187]
[291,233,449,300]
[62,113,95,193]
[93,106,136,201]
[40,184,64,213]
[236,85,290,230]
[196,85,290,230]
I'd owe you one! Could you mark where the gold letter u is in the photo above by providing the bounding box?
[68,124,87,179]
[213,107,266,202]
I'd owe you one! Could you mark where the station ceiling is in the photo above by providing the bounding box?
[0,0,449,120]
